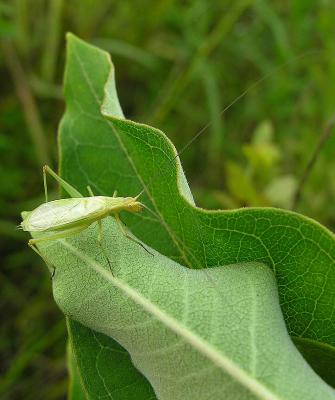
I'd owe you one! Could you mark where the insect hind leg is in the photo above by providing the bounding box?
[43,165,83,199]
[87,185,94,196]
[28,224,90,277]
[28,242,56,278]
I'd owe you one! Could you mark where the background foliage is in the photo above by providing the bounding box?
[1,1,335,399]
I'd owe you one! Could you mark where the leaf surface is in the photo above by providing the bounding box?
[67,318,155,400]
[40,220,334,400]
[67,339,88,400]
[50,34,335,397]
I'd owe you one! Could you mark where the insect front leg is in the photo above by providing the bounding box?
[114,214,153,256]
[97,220,102,243]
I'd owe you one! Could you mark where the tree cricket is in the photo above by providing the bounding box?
[20,165,151,275]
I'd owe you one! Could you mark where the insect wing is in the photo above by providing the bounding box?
[23,198,106,232]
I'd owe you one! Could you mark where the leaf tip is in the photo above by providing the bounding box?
[65,31,77,44]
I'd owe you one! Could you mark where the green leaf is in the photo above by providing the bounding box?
[293,337,335,389]
[67,338,88,400]
[44,34,335,397]
[66,318,155,400]
[60,33,157,399]
[41,221,334,400]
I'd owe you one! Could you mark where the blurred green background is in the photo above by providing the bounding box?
[1,1,335,399]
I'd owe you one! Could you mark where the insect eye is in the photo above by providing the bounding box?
[130,202,143,212]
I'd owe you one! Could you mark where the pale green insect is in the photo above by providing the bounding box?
[21,165,150,273]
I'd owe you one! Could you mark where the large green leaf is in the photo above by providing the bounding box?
[38,34,335,397]
[40,220,334,400]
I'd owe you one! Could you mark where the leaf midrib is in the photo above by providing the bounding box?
[60,238,282,400]
[70,44,194,268]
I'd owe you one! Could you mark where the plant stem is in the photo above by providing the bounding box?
[14,0,29,57]
[292,113,335,209]
[2,40,51,166]
[149,0,253,125]
[41,0,63,82]
[0,321,65,395]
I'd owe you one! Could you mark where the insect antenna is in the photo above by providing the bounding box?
[140,202,160,220]
[133,188,161,220]
[109,48,325,284]
[134,189,145,200]
[174,48,320,160]
[135,48,324,275]
[138,48,322,199]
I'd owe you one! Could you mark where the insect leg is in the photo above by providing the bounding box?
[28,224,89,246]
[87,185,94,196]
[113,190,117,197]
[96,220,113,273]
[43,166,48,203]
[43,165,83,198]
[28,242,56,278]
[28,224,90,275]
[114,214,153,256]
